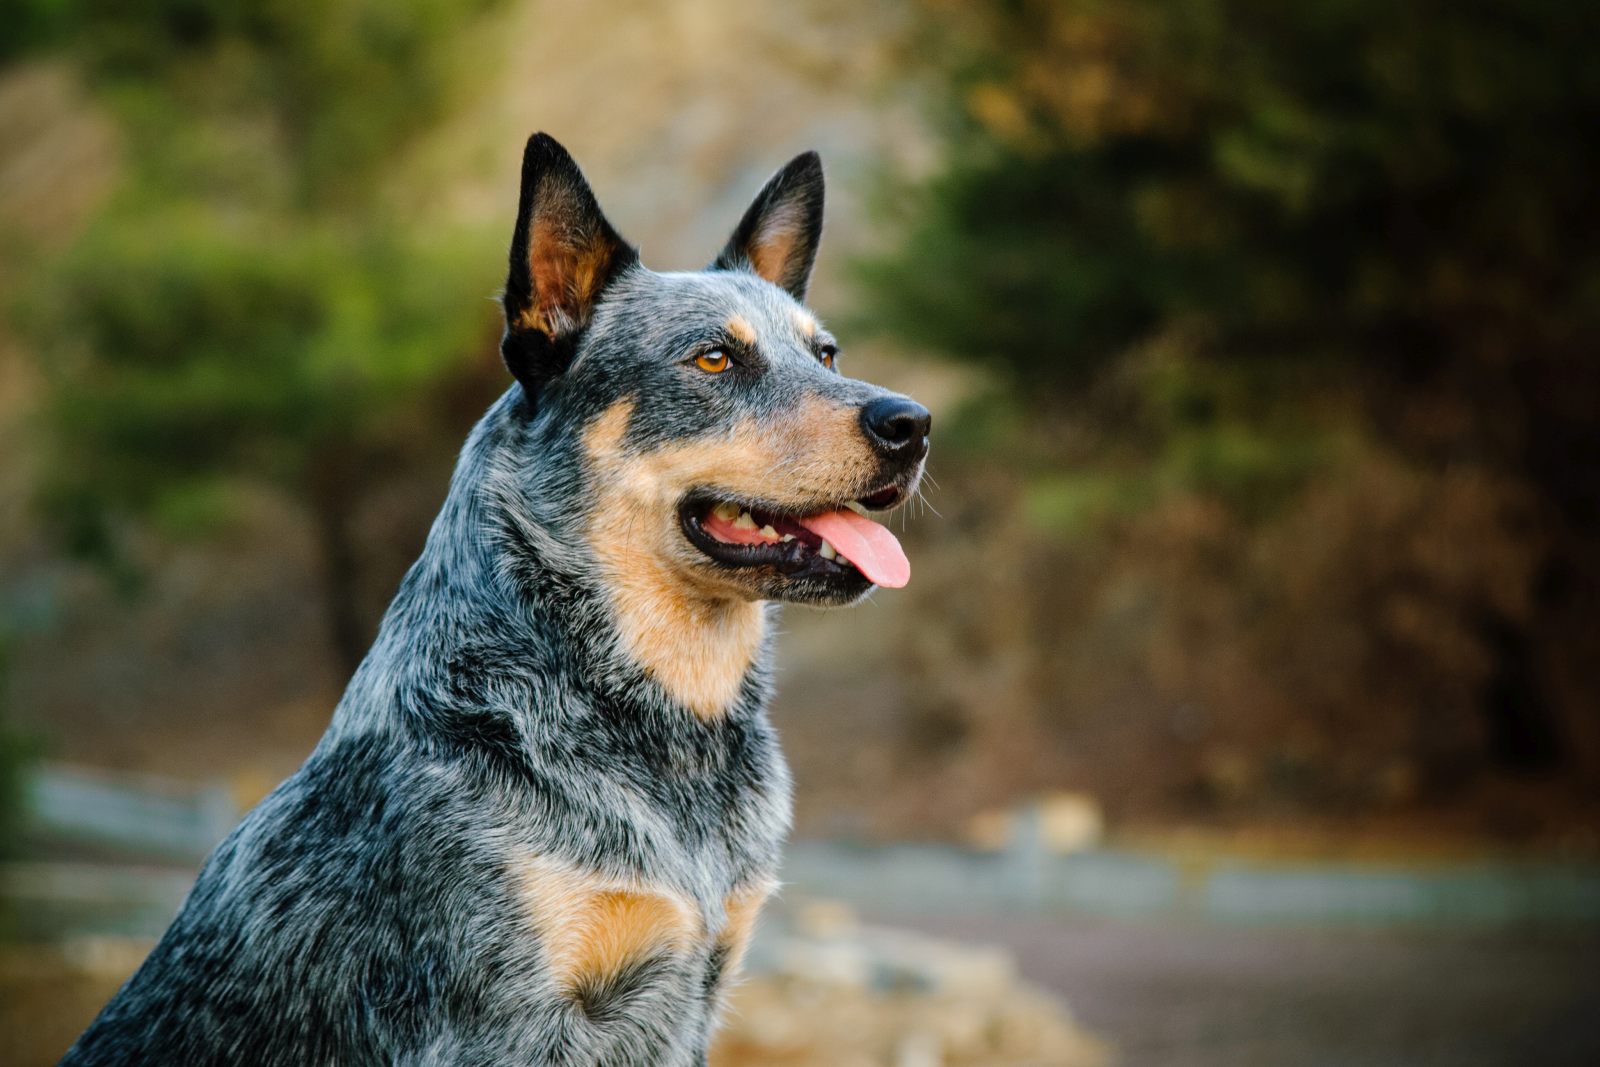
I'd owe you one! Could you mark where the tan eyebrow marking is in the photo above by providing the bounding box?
[791,308,817,337]
[725,315,757,346]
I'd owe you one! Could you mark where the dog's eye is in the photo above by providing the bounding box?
[820,346,838,371]
[695,349,731,374]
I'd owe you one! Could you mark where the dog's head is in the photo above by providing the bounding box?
[497,134,928,614]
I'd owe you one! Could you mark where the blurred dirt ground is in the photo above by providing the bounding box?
[10,912,1598,1067]
[888,913,1600,1067]
[0,912,1107,1067]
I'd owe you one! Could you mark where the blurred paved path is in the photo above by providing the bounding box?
[877,913,1600,1067]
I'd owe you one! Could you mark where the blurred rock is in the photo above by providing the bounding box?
[715,901,1107,1067]
[966,793,1106,855]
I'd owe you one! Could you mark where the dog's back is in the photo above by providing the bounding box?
[63,134,927,1066]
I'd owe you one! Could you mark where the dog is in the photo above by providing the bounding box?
[61,133,930,1066]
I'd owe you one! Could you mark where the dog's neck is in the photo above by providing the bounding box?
[593,558,771,720]
[330,389,773,744]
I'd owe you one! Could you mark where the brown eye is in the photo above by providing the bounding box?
[820,347,837,370]
[695,349,730,374]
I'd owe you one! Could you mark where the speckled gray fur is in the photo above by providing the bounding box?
[61,135,925,1066]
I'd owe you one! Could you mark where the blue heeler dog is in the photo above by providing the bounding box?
[61,133,930,1065]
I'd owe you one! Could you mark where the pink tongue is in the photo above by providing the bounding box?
[798,509,911,588]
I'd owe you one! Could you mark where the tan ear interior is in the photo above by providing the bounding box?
[520,181,618,338]
[744,199,808,288]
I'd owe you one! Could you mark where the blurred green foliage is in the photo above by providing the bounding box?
[866,0,1600,784]
[35,214,495,560]
[867,0,1600,510]
[5,0,1595,811]
[15,0,507,664]
[4,0,501,201]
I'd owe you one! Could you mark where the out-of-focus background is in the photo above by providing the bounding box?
[3,0,1599,1063]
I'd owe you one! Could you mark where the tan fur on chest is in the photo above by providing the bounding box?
[519,857,701,993]
[714,879,776,980]
[518,858,774,997]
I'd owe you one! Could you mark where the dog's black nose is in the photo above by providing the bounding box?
[861,396,932,457]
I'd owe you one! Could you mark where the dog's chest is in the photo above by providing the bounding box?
[498,701,791,1028]
[515,853,775,1009]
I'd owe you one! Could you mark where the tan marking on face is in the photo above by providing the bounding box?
[725,314,757,346]
[519,856,700,994]
[791,308,817,337]
[715,880,776,983]
[583,398,878,718]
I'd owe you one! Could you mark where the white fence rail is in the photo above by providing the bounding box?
[9,765,1600,938]
[22,763,237,862]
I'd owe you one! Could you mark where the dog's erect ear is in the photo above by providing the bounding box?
[501,133,637,391]
[711,151,825,301]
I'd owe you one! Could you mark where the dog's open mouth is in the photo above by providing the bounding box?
[679,485,911,588]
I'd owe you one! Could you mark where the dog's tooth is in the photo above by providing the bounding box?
[733,511,757,530]
[819,540,837,560]
[758,524,779,541]
[712,502,739,522]
[845,500,869,516]
[780,533,796,542]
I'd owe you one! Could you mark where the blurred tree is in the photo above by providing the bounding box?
[0,631,35,868]
[868,0,1600,794]
[15,0,507,670]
